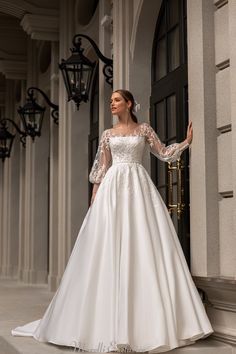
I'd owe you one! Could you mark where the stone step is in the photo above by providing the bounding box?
[165,338,232,354]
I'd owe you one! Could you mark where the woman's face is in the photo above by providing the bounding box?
[110,92,131,115]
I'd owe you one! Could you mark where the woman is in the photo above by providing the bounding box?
[12,89,214,353]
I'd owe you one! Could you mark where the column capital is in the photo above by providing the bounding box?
[0,60,27,80]
[20,14,59,41]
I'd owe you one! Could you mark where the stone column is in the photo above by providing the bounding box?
[21,39,49,284]
[48,41,59,291]
[7,82,21,278]
[20,9,60,289]
[188,0,236,345]
[18,79,27,280]
[0,102,4,275]
[0,167,3,274]
[187,0,219,277]
[99,0,113,131]
[228,0,236,280]
[57,0,75,284]
[112,0,133,91]
[1,79,20,278]
[0,161,3,274]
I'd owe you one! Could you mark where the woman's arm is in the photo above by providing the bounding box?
[89,130,112,205]
[144,122,192,163]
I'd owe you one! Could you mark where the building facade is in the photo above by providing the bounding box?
[0,0,235,351]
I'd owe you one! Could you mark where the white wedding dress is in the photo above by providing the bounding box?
[11,122,214,353]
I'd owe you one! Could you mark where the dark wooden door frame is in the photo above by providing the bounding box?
[150,0,190,266]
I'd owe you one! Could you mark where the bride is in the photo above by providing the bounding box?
[12,89,214,353]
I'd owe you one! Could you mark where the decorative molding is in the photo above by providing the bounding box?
[50,73,59,83]
[216,59,230,71]
[0,1,26,19]
[214,0,228,10]
[194,276,236,312]
[20,14,59,41]
[219,191,234,198]
[0,60,27,80]
[130,0,144,61]
[194,276,236,286]
[213,328,236,345]
[0,49,26,61]
[217,123,231,133]
[194,277,236,346]
[211,300,236,312]
[0,0,59,19]
[101,15,113,28]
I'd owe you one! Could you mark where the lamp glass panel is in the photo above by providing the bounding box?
[25,111,42,133]
[0,138,7,152]
[0,137,12,157]
[34,112,44,132]
[25,113,37,130]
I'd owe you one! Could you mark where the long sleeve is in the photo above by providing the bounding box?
[89,130,112,184]
[144,123,190,163]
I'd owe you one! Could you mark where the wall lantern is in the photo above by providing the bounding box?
[18,87,59,141]
[59,34,113,109]
[0,118,27,162]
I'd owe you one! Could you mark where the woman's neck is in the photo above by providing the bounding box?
[116,113,136,127]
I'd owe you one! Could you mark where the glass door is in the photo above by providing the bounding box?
[150,0,190,265]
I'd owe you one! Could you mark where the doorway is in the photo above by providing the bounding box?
[150,0,190,265]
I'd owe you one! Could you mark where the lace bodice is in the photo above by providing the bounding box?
[89,122,190,184]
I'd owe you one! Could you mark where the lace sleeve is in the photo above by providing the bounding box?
[89,130,112,184]
[143,123,190,162]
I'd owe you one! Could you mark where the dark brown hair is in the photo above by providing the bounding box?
[113,89,138,123]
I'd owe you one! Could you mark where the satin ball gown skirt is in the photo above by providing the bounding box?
[11,162,214,352]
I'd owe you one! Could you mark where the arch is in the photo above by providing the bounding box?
[0,1,26,19]
[75,0,99,27]
[129,0,162,120]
